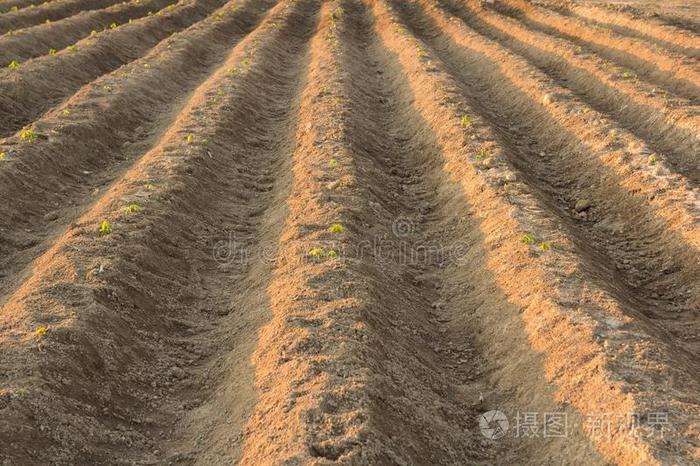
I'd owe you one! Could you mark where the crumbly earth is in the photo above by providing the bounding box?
[0,0,698,464]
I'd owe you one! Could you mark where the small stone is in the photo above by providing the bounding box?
[574,199,592,212]
[504,172,517,183]
[542,93,554,105]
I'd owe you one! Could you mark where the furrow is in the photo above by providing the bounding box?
[494,0,700,103]
[0,0,175,65]
[0,0,277,304]
[437,0,700,187]
[0,0,52,14]
[0,0,228,137]
[0,0,320,463]
[373,0,700,463]
[558,3,700,59]
[407,0,700,360]
[0,0,121,33]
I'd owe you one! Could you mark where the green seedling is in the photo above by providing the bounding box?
[19,129,36,142]
[10,388,28,401]
[91,29,98,36]
[241,59,250,67]
[0,152,6,161]
[329,223,344,234]
[328,159,337,167]
[7,60,19,69]
[580,107,590,114]
[35,326,48,337]
[49,48,57,55]
[124,204,140,214]
[98,220,113,236]
[10,5,18,11]
[147,10,153,15]
[143,63,150,69]
[110,22,117,29]
[103,85,112,92]
[228,67,237,76]
[538,241,551,251]
[474,150,488,161]
[520,233,536,245]
[186,134,194,144]
[460,115,471,128]
[327,249,338,259]
[309,248,325,257]
[66,45,77,52]
[45,18,50,24]
[62,109,70,116]
[648,154,657,165]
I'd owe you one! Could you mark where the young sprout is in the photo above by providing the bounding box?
[520,233,536,245]
[10,388,28,401]
[124,204,140,214]
[45,18,50,24]
[143,63,150,69]
[309,248,325,257]
[186,134,194,144]
[460,115,471,128]
[241,59,250,66]
[110,22,117,29]
[8,60,19,69]
[475,150,488,161]
[10,5,18,11]
[19,129,36,142]
[35,326,48,337]
[538,241,551,251]
[0,152,6,161]
[62,109,70,115]
[147,10,153,15]
[99,220,113,236]
[648,154,657,165]
[49,48,57,55]
[228,67,237,76]
[328,159,337,167]
[622,71,632,79]
[327,249,338,259]
[329,223,344,234]
[91,30,98,37]
[66,45,77,52]
[580,107,590,114]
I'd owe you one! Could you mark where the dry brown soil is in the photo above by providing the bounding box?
[0,0,699,464]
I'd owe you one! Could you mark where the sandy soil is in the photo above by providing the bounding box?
[0,0,699,464]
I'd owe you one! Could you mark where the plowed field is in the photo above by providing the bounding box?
[1,0,699,464]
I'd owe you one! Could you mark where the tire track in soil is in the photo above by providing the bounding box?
[436,1,700,190]
[0,0,277,306]
[0,0,228,137]
[0,0,321,463]
[398,0,700,362]
[0,0,175,65]
[0,0,122,33]
[374,0,700,463]
[493,0,700,103]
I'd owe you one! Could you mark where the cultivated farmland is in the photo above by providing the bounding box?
[0,0,699,464]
